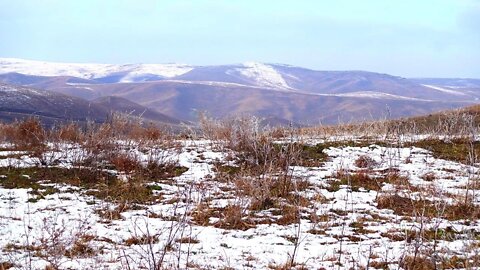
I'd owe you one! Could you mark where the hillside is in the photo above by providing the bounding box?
[0,83,184,126]
[0,83,109,125]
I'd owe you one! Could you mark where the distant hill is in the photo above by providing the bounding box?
[1,58,479,125]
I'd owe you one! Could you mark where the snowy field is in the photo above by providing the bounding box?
[0,137,479,269]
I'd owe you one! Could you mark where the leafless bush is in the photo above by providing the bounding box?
[121,185,194,269]
[354,155,377,168]
[25,214,94,270]
[200,115,303,174]
[0,118,49,157]
[52,123,84,144]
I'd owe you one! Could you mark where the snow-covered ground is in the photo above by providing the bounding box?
[0,139,479,269]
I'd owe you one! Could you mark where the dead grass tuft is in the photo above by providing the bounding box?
[407,138,480,164]
[277,205,300,225]
[175,237,200,244]
[215,204,254,230]
[124,235,159,246]
[420,172,436,182]
[0,262,14,270]
[65,234,96,258]
[399,255,435,270]
[328,171,386,192]
[191,203,214,226]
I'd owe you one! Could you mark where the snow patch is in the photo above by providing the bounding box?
[234,62,293,90]
[328,91,429,101]
[422,84,467,96]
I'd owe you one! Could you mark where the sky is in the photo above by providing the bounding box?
[0,0,479,78]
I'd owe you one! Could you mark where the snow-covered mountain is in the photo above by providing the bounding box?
[1,58,480,125]
[0,58,194,83]
[0,58,297,90]
[2,58,478,100]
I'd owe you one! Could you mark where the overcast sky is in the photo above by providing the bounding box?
[0,0,479,78]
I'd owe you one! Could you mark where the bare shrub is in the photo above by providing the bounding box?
[0,118,49,156]
[121,186,194,270]
[109,153,141,174]
[14,118,47,148]
[354,155,377,168]
[53,123,83,143]
[33,214,93,269]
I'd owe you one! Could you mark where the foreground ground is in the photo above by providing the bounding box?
[0,118,480,269]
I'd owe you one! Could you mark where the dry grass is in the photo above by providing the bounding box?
[191,203,214,226]
[55,123,83,143]
[406,138,480,164]
[420,172,436,182]
[399,255,436,270]
[175,237,200,244]
[124,235,159,246]
[214,204,255,230]
[2,118,47,148]
[327,170,409,192]
[109,153,141,173]
[0,118,188,223]
[65,234,96,258]
[376,193,480,221]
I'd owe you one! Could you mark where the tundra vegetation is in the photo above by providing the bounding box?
[0,110,480,269]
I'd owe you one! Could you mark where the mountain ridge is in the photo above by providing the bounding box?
[1,58,480,125]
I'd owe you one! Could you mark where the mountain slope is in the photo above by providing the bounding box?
[0,83,185,126]
[409,78,480,100]
[0,83,109,124]
[410,78,480,88]
[91,96,183,125]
